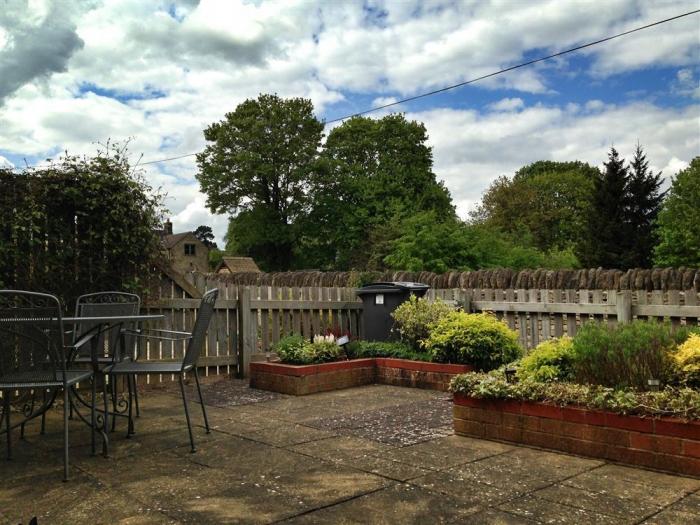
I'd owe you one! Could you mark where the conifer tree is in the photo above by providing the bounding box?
[577,147,629,268]
[626,143,665,267]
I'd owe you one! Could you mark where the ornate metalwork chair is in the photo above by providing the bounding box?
[0,290,97,481]
[73,292,141,428]
[111,288,218,452]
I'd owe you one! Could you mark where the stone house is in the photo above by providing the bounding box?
[161,220,210,274]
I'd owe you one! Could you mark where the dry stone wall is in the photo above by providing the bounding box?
[199,268,700,291]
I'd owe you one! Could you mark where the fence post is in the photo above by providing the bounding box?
[460,289,472,313]
[237,286,253,378]
[616,291,632,324]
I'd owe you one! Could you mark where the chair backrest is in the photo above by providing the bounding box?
[0,290,66,383]
[74,292,140,361]
[183,288,218,370]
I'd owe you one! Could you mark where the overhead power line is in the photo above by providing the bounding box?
[324,9,700,124]
[7,8,699,171]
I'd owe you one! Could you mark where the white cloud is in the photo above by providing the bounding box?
[0,0,698,245]
[488,98,524,112]
[0,155,14,168]
[410,101,699,219]
[673,68,700,99]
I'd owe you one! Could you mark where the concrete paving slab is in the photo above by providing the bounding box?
[280,482,480,524]
[3,381,699,525]
[533,483,664,523]
[498,494,620,524]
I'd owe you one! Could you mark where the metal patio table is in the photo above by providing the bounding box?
[1,313,164,456]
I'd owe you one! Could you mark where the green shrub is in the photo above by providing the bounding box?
[306,341,342,363]
[273,334,342,365]
[450,372,700,419]
[517,337,574,382]
[571,321,677,390]
[273,334,309,364]
[421,312,522,370]
[391,295,453,346]
[346,340,432,361]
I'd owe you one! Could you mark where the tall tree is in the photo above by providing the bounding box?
[193,225,217,249]
[472,161,598,252]
[654,157,700,267]
[301,114,454,270]
[196,94,324,270]
[626,144,665,267]
[577,147,629,268]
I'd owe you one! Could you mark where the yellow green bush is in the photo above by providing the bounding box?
[675,333,700,387]
[421,312,522,370]
[517,337,575,382]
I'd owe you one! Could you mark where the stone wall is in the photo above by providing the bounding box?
[202,267,700,291]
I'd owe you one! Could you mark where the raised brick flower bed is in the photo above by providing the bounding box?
[453,394,700,477]
[250,358,473,396]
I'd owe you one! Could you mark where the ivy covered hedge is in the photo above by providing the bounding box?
[0,145,164,307]
[450,372,700,420]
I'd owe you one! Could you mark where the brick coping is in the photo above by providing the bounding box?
[251,358,473,377]
[454,394,700,439]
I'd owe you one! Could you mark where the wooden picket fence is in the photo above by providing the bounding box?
[140,280,700,382]
[466,288,700,349]
[141,275,362,382]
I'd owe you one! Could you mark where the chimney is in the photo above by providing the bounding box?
[164,219,173,235]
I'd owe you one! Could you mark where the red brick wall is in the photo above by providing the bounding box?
[453,395,700,477]
[249,359,472,395]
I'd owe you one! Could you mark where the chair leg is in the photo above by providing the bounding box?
[178,375,196,453]
[63,387,69,482]
[91,378,97,456]
[133,375,140,418]
[194,369,210,434]
[101,377,110,457]
[41,389,47,435]
[4,395,10,460]
[111,378,118,432]
[126,375,135,438]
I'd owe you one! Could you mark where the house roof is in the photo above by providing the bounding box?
[162,232,195,249]
[216,256,261,273]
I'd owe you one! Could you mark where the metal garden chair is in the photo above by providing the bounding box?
[0,290,97,481]
[72,292,141,431]
[110,288,218,452]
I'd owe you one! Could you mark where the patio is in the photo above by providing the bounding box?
[2,379,699,525]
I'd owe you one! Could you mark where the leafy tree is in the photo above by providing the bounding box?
[577,148,630,268]
[0,145,164,307]
[381,213,579,272]
[626,144,665,267]
[654,158,700,267]
[196,94,324,270]
[193,225,217,249]
[472,161,598,252]
[208,248,224,270]
[302,114,454,270]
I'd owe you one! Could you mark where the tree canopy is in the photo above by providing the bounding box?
[196,94,324,270]
[0,145,164,307]
[654,157,700,267]
[473,160,598,253]
[302,114,454,270]
[193,225,217,249]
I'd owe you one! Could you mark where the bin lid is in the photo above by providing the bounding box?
[356,281,430,295]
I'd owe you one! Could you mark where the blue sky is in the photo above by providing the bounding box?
[0,0,698,243]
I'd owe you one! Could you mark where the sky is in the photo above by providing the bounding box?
[0,0,698,245]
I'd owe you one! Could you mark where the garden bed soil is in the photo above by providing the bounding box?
[453,394,700,477]
[250,358,473,395]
